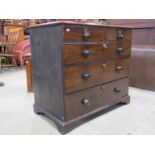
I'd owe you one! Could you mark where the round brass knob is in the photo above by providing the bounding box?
[66,28,70,32]
[102,43,108,49]
[81,98,91,107]
[102,63,107,69]
[101,85,106,92]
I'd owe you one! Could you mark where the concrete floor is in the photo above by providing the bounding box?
[0,68,155,135]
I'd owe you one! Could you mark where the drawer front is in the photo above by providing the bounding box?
[64,42,131,64]
[64,25,105,42]
[106,28,132,41]
[64,58,130,93]
[65,78,129,121]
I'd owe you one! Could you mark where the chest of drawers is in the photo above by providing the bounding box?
[29,22,132,134]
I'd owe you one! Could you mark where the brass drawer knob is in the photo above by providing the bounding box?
[66,28,71,32]
[117,30,124,40]
[81,98,91,107]
[83,28,90,41]
[102,63,107,69]
[82,50,91,58]
[102,43,108,49]
[114,88,121,93]
[81,72,91,80]
[101,85,106,91]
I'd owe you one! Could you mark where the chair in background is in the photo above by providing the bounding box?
[3,24,24,43]
[0,28,20,68]
[14,39,31,66]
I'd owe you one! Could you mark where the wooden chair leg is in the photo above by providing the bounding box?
[6,58,10,67]
[21,57,24,67]
[13,57,17,67]
[0,57,6,68]
[0,59,2,69]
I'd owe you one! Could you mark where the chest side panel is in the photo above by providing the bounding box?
[30,25,65,120]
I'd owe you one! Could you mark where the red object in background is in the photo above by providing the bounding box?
[15,39,31,66]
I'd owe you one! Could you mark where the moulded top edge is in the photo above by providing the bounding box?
[28,21,134,30]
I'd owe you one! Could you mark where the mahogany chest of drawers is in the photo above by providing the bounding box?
[29,22,132,134]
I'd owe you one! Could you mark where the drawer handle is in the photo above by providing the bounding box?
[83,29,90,41]
[81,98,91,107]
[115,66,123,72]
[102,43,108,49]
[102,63,107,69]
[101,85,106,92]
[117,30,124,40]
[117,34,124,39]
[81,72,91,80]
[82,50,91,58]
[114,88,121,93]
[66,28,71,32]
[116,48,124,54]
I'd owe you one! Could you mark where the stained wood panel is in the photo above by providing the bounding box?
[65,78,128,121]
[64,42,131,64]
[64,58,130,93]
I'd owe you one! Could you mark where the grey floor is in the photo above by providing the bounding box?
[0,68,155,135]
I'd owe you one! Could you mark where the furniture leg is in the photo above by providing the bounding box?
[13,57,17,67]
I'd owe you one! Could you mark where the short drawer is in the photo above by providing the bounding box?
[106,28,132,41]
[64,58,130,93]
[65,78,129,121]
[64,25,105,42]
[64,42,131,64]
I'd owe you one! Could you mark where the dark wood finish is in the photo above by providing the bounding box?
[107,20,155,91]
[130,46,155,91]
[29,22,132,134]
[64,42,131,64]
[107,19,155,45]
[131,29,155,45]
[30,24,65,121]
[65,58,130,93]
[33,94,130,134]
[64,25,105,42]
[25,55,33,92]
[107,19,155,27]
[64,25,132,42]
[105,28,132,42]
[65,78,128,121]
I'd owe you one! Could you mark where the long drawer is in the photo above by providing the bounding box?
[65,78,129,121]
[64,58,130,93]
[64,42,131,64]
